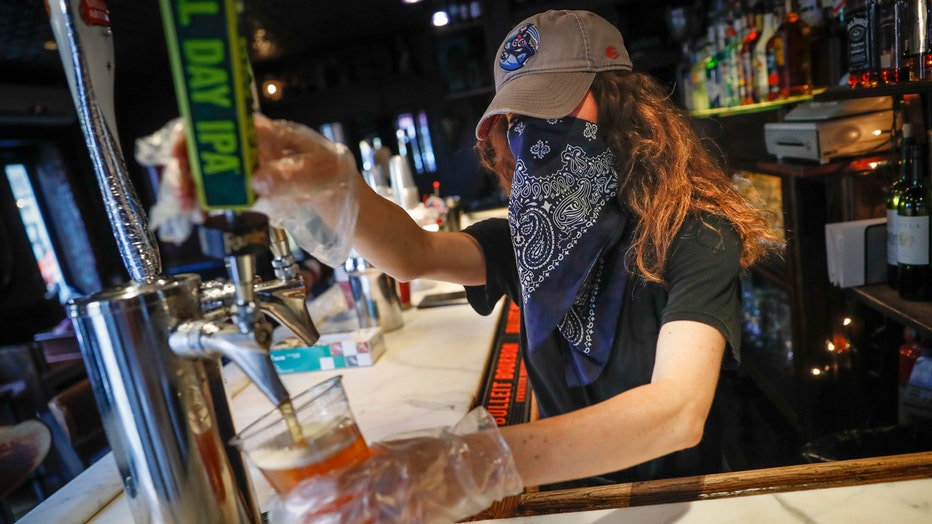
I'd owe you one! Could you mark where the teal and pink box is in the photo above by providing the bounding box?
[270,327,386,374]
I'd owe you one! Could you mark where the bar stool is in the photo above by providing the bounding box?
[0,420,51,524]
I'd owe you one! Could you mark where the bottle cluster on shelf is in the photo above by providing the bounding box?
[677,0,819,111]
[676,0,932,112]
[847,0,932,88]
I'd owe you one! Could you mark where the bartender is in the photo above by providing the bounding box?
[173,9,781,523]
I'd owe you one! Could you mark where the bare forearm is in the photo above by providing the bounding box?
[500,380,705,487]
[350,183,486,285]
[349,182,427,277]
[501,321,726,488]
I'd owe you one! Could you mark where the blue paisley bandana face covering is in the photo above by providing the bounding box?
[508,115,628,387]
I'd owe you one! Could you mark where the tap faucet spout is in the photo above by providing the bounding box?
[255,280,320,346]
[170,319,290,407]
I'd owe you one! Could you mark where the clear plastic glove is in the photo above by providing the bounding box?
[160,114,359,266]
[135,117,204,244]
[268,407,524,524]
[251,115,359,268]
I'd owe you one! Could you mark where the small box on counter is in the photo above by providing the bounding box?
[270,327,386,374]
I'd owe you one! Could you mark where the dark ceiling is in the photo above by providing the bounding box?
[0,0,436,86]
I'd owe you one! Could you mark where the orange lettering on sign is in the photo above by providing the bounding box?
[506,302,521,334]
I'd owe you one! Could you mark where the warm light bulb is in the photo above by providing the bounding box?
[261,79,284,101]
[812,368,822,376]
[843,317,852,326]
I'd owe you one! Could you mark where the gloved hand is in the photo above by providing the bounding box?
[160,114,360,266]
[267,407,524,524]
[135,117,204,245]
[250,115,359,267]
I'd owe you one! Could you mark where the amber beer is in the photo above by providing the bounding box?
[248,416,372,495]
[232,376,371,495]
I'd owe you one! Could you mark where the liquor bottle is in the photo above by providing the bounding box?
[716,21,736,107]
[866,0,885,83]
[847,0,868,87]
[905,0,932,80]
[705,25,723,108]
[799,0,831,90]
[897,141,932,301]
[847,0,877,87]
[824,0,850,86]
[754,9,778,102]
[879,0,909,83]
[740,11,762,104]
[899,327,925,384]
[724,15,744,107]
[691,35,711,112]
[888,124,915,287]
[765,0,812,100]
[676,42,695,110]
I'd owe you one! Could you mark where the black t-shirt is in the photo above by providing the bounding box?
[463,214,742,484]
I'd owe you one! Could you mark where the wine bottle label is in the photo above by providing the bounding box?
[888,209,899,265]
[897,215,930,265]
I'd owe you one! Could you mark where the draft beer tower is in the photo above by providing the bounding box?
[47,1,318,522]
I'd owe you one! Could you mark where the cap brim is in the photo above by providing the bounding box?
[475,71,596,139]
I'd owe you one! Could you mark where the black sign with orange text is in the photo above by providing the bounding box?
[475,299,533,426]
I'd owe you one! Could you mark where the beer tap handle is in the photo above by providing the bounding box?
[257,226,321,345]
[268,227,300,281]
[199,212,320,346]
[225,252,260,335]
[199,211,269,329]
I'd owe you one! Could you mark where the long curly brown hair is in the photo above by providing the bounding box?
[476,70,781,284]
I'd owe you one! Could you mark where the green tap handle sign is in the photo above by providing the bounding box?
[159,0,257,210]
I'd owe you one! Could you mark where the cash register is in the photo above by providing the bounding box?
[764,96,897,164]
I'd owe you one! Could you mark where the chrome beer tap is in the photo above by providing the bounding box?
[169,211,320,408]
[257,227,321,345]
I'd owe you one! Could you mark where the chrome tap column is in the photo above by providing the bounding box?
[68,275,257,523]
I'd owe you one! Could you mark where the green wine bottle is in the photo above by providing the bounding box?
[897,141,932,301]
[887,124,915,288]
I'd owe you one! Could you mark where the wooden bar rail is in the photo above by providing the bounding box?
[470,451,932,519]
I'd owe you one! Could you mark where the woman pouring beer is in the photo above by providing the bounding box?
[172,9,780,523]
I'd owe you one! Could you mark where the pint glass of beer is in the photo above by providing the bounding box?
[231,375,371,495]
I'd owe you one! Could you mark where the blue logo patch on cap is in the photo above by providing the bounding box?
[500,23,539,72]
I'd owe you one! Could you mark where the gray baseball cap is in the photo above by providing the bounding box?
[475,10,632,139]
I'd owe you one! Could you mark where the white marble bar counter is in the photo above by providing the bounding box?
[21,280,503,524]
